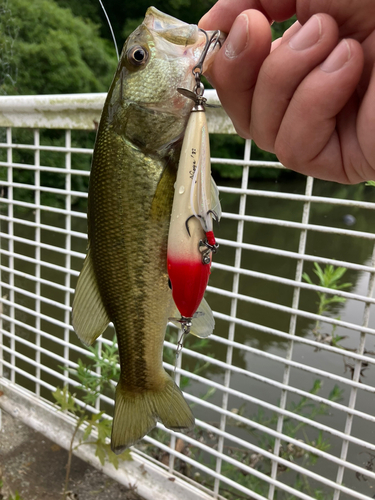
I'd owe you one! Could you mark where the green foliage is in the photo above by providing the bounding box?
[54,0,102,25]
[304,263,352,312]
[1,0,117,96]
[52,385,79,413]
[0,0,18,93]
[303,263,352,341]
[52,337,131,499]
[366,180,375,187]
[70,340,120,405]
[271,16,297,41]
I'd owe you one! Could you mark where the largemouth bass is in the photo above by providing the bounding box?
[72,7,222,453]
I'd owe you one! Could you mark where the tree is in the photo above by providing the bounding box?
[0,0,117,96]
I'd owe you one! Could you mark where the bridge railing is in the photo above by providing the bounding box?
[1,90,375,500]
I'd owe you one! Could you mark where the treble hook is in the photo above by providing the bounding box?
[192,29,222,78]
[177,29,223,105]
[185,210,219,237]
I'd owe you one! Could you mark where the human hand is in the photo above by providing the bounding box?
[199,0,375,183]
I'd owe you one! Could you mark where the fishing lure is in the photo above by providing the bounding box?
[167,30,222,339]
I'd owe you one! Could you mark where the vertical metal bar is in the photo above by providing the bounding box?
[268,176,314,499]
[332,244,375,500]
[6,127,15,384]
[64,130,72,386]
[213,139,251,497]
[34,129,41,396]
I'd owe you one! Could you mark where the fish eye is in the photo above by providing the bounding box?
[127,46,148,66]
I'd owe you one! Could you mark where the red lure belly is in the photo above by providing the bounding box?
[167,254,211,318]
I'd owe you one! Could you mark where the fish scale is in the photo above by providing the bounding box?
[89,128,171,391]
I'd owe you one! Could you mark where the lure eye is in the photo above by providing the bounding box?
[127,46,148,66]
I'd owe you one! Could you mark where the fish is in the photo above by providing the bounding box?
[71,7,222,453]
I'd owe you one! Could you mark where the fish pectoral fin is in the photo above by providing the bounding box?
[150,159,176,222]
[168,297,214,338]
[111,375,194,454]
[71,247,110,346]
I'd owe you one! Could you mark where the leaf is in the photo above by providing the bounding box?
[322,296,346,306]
[82,424,93,441]
[118,448,133,462]
[302,272,313,285]
[310,380,322,395]
[95,442,106,466]
[107,448,119,469]
[52,387,78,414]
[336,282,352,290]
[328,385,343,402]
[313,263,325,285]
[106,446,132,468]
[97,419,111,442]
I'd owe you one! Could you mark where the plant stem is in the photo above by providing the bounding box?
[62,415,84,500]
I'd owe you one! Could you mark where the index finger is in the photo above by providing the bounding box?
[202,9,272,138]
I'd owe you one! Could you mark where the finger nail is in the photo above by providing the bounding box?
[321,40,351,73]
[225,14,248,59]
[289,15,322,51]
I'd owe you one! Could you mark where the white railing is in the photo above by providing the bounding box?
[1,91,375,500]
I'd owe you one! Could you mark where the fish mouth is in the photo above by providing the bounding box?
[144,7,200,46]
[144,6,225,73]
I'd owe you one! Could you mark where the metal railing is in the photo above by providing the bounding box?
[1,91,375,500]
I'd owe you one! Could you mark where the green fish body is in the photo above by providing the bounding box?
[72,8,219,453]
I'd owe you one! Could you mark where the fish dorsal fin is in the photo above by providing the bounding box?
[72,247,110,346]
[168,297,214,338]
[211,176,222,222]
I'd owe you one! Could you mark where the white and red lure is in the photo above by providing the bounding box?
[167,41,221,336]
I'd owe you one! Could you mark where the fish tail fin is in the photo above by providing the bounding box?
[111,375,194,454]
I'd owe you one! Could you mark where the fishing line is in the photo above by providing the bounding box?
[98,0,119,61]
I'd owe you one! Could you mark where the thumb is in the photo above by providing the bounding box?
[202,9,272,138]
